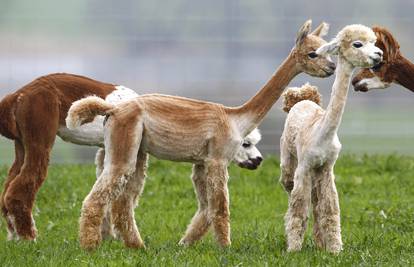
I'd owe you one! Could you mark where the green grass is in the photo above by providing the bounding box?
[0,155,413,266]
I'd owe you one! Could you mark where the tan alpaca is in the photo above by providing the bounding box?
[67,20,336,250]
[95,127,264,240]
[279,25,383,253]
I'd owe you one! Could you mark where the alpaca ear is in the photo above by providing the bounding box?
[373,26,400,61]
[296,20,312,47]
[316,38,340,55]
[311,22,329,37]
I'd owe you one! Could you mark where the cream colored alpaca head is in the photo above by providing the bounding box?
[292,20,337,77]
[316,24,383,68]
[233,128,262,169]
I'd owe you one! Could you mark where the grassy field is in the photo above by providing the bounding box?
[0,155,413,266]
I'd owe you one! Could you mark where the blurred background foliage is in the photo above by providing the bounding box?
[0,0,413,163]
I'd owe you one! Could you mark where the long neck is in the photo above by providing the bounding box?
[232,52,300,135]
[318,56,353,141]
[394,55,414,92]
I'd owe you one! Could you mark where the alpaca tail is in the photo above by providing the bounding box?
[0,93,19,140]
[282,83,322,113]
[66,96,114,129]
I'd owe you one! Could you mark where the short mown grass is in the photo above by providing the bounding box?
[0,154,413,266]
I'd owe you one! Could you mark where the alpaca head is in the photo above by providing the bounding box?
[316,24,383,68]
[292,20,336,77]
[233,128,263,170]
[352,27,400,92]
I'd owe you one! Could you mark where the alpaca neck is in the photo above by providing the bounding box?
[394,55,414,92]
[318,56,353,141]
[232,52,300,135]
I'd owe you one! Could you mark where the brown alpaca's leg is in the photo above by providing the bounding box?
[3,93,59,240]
[206,160,231,247]
[111,151,148,248]
[1,141,25,240]
[79,114,143,250]
[179,164,211,246]
[5,147,52,240]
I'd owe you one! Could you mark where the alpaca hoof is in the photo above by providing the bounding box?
[218,239,231,248]
[326,244,343,254]
[125,241,145,249]
[16,225,37,241]
[80,231,102,251]
[287,242,302,252]
[80,238,101,251]
[178,238,192,247]
[124,237,145,249]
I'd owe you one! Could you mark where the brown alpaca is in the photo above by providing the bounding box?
[0,73,137,240]
[352,26,414,92]
[66,20,336,250]
[0,73,264,241]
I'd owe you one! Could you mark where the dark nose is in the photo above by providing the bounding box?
[255,156,263,164]
[328,61,336,71]
[375,51,383,57]
[351,76,359,86]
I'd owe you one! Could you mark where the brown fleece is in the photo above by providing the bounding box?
[0,73,117,240]
[282,83,322,113]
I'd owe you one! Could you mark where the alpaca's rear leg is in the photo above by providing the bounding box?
[94,148,115,239]
[179,164,211,246]
[79,113,143,250]
[317,167,342,253]
[280,146,297,194]
[206,160,231,247]
[3,93,59,240]
[285,165,311,252]
[111,151,148,248]
[1,140,24,240]
[3,142,55,240]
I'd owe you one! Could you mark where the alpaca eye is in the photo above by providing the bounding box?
[353,42,363,48]
[308,52,318,59]
[242,142,251,148]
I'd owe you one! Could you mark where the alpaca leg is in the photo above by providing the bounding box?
[280,150,297,194]
[206,160,231,247]
[79,115,143,250]
[95,148,115,240]
[111,151,148,248]
[311,178,324,249]
[284,165,312,252]
[318,167,342,253]
[3,93,59,240]
[3,141,55,240]
[179,164,210,246]
[0,140,24,240]
[280,138,296,194]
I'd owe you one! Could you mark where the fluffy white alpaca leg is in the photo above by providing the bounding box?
[111,151,148,248]
[311,177,324,249]
[79,116,143,250]
[279,139,297,195]
[179,164,211,246]
[285,165,312,252]
[318,167,342,253]
[206,160,231,247]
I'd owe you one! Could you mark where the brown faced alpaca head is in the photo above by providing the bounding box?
[292,20,337,78]
[352,26,401,92]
